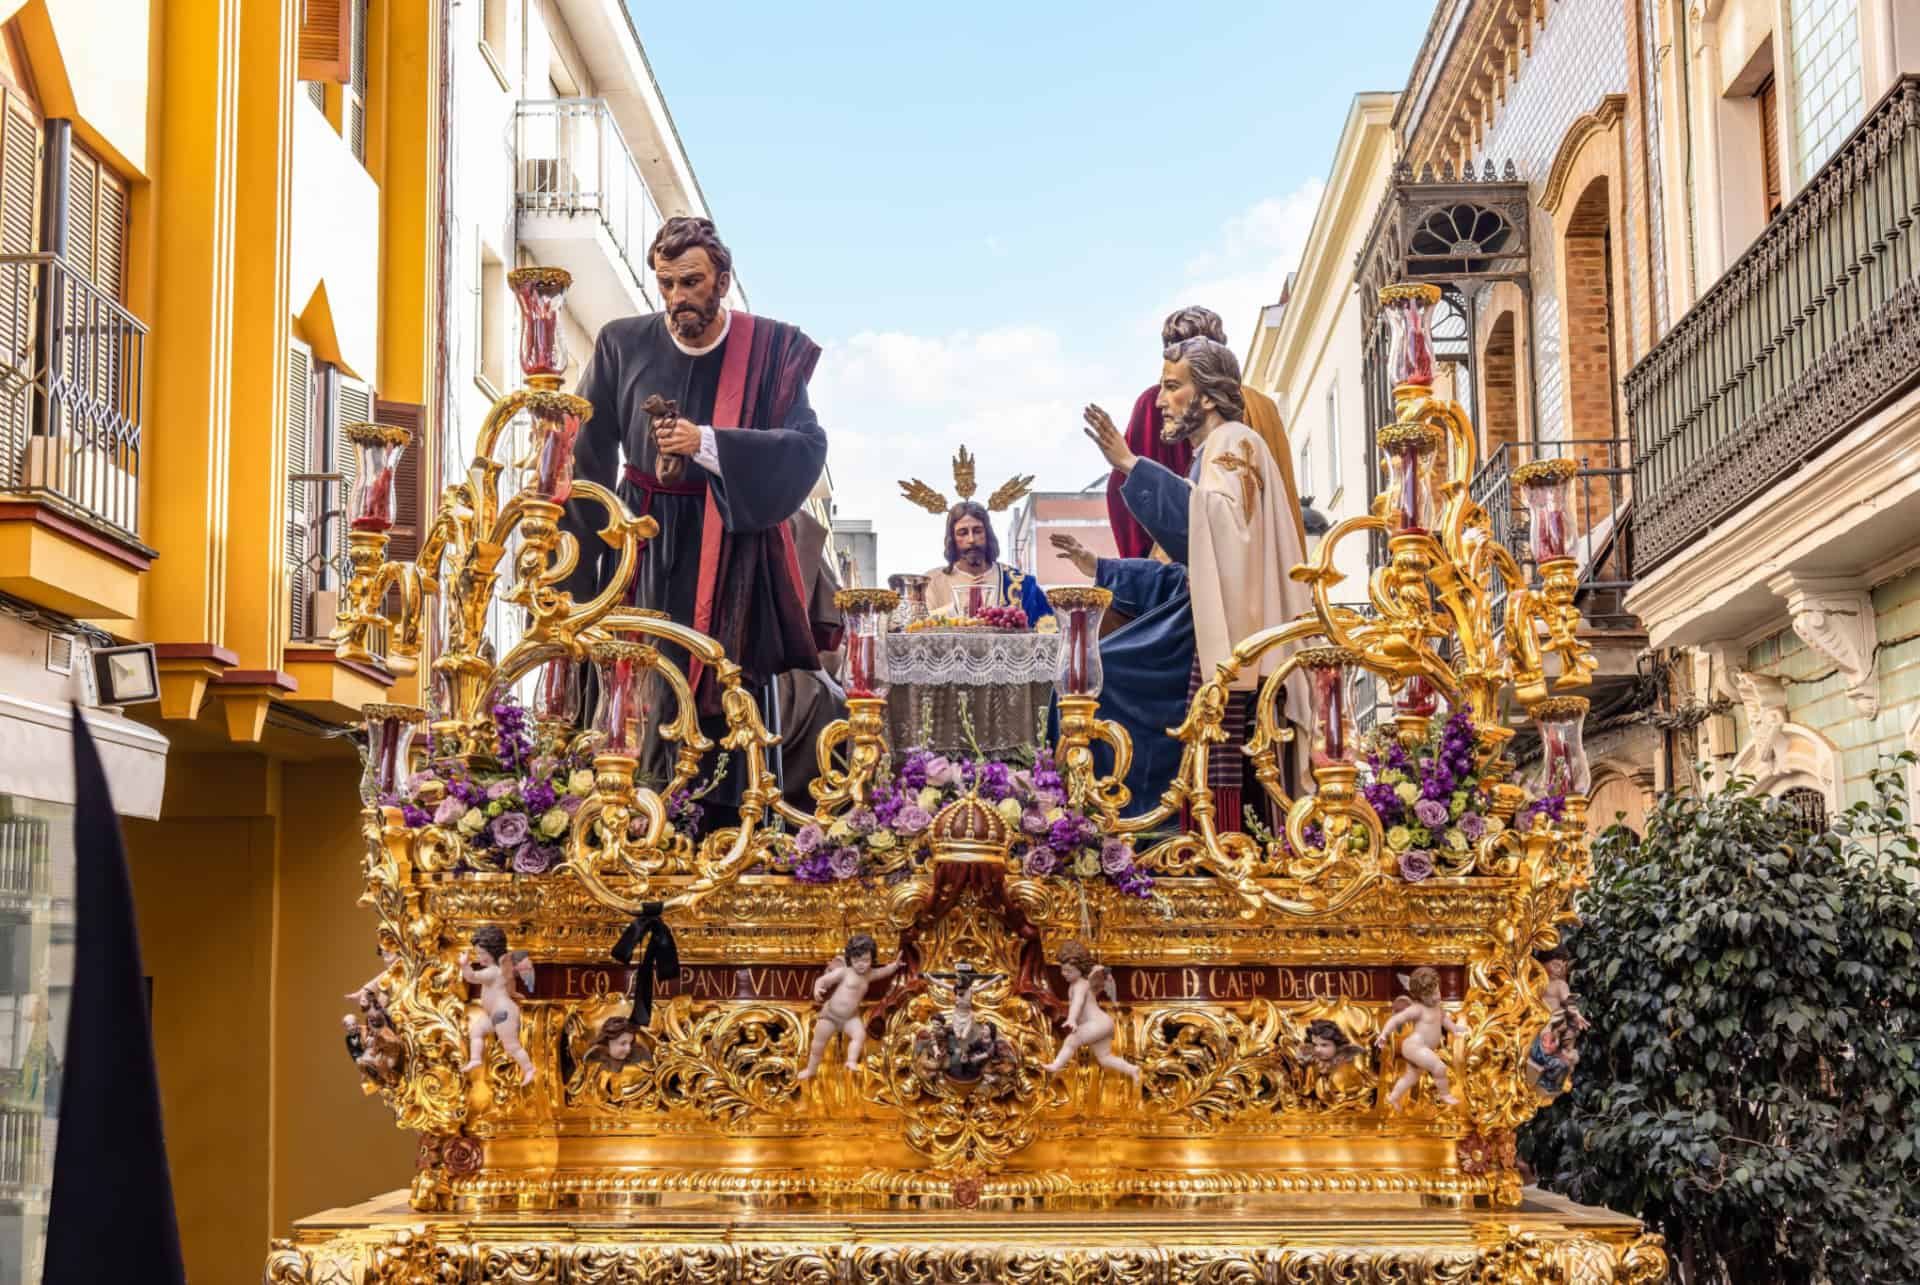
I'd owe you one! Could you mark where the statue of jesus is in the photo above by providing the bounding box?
[922,501,1052,627]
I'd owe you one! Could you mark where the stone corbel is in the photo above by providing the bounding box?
[1728,666,1790,781]
[1769,575,1880,718]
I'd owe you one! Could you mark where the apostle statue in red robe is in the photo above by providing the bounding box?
[558,217,828,808]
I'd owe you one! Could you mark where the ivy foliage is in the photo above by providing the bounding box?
[1522,761,1920,1284]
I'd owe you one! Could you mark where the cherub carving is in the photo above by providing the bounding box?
[1297,1018,1372,1109]
[460,924,536,1085]
[797,933,904,1081]
[1377,967,1463,1108]
[1042,941,1138,1085]
[345,947,398,1023]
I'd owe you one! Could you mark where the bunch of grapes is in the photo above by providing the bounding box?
[977,605,1028,630]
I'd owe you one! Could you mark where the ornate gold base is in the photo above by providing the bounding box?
[268,1188,1667,1283]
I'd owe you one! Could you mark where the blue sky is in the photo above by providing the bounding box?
[632,1,1432,574]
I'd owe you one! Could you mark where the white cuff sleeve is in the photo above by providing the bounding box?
[693,425,722,475]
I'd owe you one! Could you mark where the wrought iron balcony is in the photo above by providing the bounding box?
[514,98,663,330]
[0,253,147,540]
[1626,75,1920,573]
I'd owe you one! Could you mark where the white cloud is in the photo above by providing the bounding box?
[811,178,1325,581]
[1162,177,1326,354]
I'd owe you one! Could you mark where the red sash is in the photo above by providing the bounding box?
[686,313,810,697]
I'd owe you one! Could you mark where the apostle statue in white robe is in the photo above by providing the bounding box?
[1052,337,1311,828]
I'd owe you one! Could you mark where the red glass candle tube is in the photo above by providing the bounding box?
[589,641,653,756]
[835,589,899,700]
[525,391,590,503]
[508,266,572,379]
[344,423,411,533]
[1297,648,1360,769]
[1397,673,1438,718]
[361,703,426,802]
[532,656,581,726]
[1516,459,1577,565]
[1045,587,1111,699]
[1528,696,1592,796]
[1378,424,1441,534]
[1380,283,1440,390]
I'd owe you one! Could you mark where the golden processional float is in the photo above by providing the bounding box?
[267,271,1669,1283]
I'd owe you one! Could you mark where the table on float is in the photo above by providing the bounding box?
[883,627,1060,757]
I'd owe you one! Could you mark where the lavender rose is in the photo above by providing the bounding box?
[1020,808,1051,836]
[432,796,465,826]
[848,807,879,836]
[1024,848,1059,877]
[828,847,863,881]
[511,841,552,875]
[1099,837,1134,875]
[924,755,962,788]
[1398,848,1436,882]
[893,805,933,835]
[491,811,530,847]
[486,779,518,802]
[1414,798,1450,828]
[794,823,825,855]
[1459,812,1487,840]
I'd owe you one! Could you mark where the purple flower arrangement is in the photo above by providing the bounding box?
[1356,709,1501,883]
[380,695,599,875]
[774,746,1153,898]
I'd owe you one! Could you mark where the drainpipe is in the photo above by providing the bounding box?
[1673,0,1700,301]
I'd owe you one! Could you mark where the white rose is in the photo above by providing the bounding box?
[457,807,486,836]
[568,769,596,797]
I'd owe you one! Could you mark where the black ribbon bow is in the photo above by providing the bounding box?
[610,901,681,1028]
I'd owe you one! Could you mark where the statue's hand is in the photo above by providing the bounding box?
[655,417,701,457]
[1048,533,1098,578]
[1082,405,1137,474]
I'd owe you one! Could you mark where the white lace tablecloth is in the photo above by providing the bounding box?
[884,628,1060,755]
[885,628,1061,686]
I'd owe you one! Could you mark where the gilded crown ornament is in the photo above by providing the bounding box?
[898,444,1036,514]
[288,271,1662,1280]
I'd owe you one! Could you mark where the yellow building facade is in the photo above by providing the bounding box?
[0,1,441,1279]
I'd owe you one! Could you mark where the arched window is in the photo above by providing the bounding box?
[1780,786,1828,835]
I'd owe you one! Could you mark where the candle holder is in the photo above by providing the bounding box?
[1297,646,1360,770]
[1378,423,1442,535]
[344,423,411,533]
[1047,586,1110,700]
[525,391,590,504]
[589,639,656,760]
[1380,282,1441,398]
[1514,459,1578,567]
[1528,695,1591,798]
[1393,673,1439,746]
[836,589,898,700]
[531,655,583,749]
[509,266,572,383]
[361,703,426,804]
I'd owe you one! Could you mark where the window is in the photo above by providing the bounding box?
[481,0,512,89]
[1325,382,1341,497]
[476,241,507,395]
[345,0,369,163]
[1757,75,1782,221]
[285,340,316,640]
[1781,786,1828,835]
[1787,0,1863,181]
[1298,436,1313,504]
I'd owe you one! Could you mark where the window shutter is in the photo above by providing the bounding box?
[64,145,95,286]
[0,90,38,463]
[90,160,128,302]
[1758,76,1782,221]
[286,341,314,640]
[346,0,368,162]
[297,0,352,84]
[334,375,372,574]
[375,398,426,563]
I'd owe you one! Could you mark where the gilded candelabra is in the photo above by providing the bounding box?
[295,271,1668,1284]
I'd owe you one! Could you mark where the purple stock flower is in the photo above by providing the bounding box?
[791,850,835,884]
[558,794,583,815]
[511,841,553,875]
[401,805,431,828]
[1047,815,1092,853]
[491,811,530,847]
[522,779,558,814]
[975,761,1013,801]
[896,751,930,792]
[1414,799,1449,828]
[1398,849,1436,882]
[432,797,465,826]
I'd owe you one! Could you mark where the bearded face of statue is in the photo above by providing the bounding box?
[1157,358,1213,442]
[951,513,990,571]
[654,246,728,344]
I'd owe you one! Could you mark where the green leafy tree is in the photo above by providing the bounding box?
[1522,761,1920,1284]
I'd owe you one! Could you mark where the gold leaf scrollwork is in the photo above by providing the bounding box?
[369,1224,472,1285]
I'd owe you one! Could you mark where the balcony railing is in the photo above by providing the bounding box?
[0,253,147,540]
[1469,437,1635,629]
[514,98,663,298]
[1626,75,1920,572]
